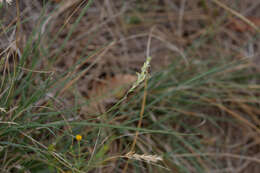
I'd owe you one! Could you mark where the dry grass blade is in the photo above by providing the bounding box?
[173,153,260,164]
[204,98,260,134]
[212,0,259,32]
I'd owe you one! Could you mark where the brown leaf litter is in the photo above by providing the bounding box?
[81,74,137,115]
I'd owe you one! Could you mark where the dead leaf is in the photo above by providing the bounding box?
[82,74,137,115]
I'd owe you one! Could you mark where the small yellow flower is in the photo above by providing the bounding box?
[75,134,82,141]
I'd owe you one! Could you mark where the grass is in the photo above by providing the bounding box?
[1,0,260,172]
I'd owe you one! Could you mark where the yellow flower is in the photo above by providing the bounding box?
[75,134,82,141]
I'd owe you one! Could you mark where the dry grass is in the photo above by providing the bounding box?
[1,0,260,172]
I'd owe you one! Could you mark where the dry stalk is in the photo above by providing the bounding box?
[212,0,259,32]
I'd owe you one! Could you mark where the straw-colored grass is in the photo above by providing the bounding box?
[1,0,260,172]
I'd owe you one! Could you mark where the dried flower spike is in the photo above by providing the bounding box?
[125,152,163,163]
[0,108,6,113]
